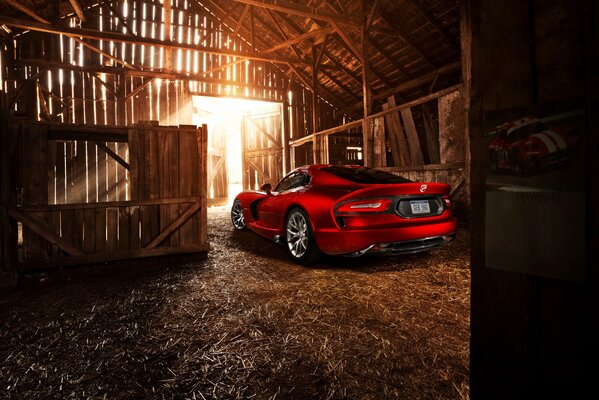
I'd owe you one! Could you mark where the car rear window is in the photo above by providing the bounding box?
[321,166,412,184]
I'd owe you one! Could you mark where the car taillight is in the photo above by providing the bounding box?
[336,199,392,214]
[443,196,452,208]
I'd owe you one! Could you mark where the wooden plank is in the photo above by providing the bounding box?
[422,103,440,164]
[21,124,48,263]
[168,131,180,246]
[95,142,130,170]
[178,129,194,245]
[373,116,386,167]
[377,162,465,173]
[18,244,209,270]
[386,96,412,166]
[106,143,118,253]
[20,197,205,212]
[382,103,403,166]
[198,125,208,247]
[159,130,171,247]
[145,125,160,247]
[400,107,425,165]
[146,202,201,248]
[8,208,83,256]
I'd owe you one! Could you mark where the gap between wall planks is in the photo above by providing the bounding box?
[10,121,208,270]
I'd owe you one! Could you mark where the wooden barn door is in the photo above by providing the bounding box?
[241,109,284,191]
[208,125,228,206]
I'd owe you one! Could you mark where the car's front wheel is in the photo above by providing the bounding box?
[231,199,246,230]
[285,208,321,265]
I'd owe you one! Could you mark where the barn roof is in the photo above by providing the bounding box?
[0,0,461,119]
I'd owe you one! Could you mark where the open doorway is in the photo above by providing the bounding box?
[192,96,283,206]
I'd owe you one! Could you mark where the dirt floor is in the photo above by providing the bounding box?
[0,206,470,399]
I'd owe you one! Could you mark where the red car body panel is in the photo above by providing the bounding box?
[487,117,579,171]
[235,165,457,256]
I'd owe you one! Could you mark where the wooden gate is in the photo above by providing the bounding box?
[1,121,208,270]
[241,110,284,191]
[208,121,229,206]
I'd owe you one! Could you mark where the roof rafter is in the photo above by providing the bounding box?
[68,0,86,22]
[404,0,458,52]
[0,15,305,66]
[230,0,362,26]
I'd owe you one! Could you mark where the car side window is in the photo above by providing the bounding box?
[274,172,310,193]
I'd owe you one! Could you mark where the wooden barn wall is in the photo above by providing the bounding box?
[288,83,347,167]
[4,0,303,126]
[1,120,208,271]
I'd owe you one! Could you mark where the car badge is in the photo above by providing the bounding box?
[420,184,427,193]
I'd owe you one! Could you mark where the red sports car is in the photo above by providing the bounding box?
[487,117,579,173]
[231,165,457,264]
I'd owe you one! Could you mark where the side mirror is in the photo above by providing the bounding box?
[260,183,272,194]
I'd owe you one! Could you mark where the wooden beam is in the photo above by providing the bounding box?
[19,59,284,94]
[365,0,381,30]
[20,198,205,213]
[95,142,130,170]
[1,3,132,69]
[3,0,49,23]
[378,13,437,69]
[368,34,412,79]
[234,4,251,36]
[8,208,83,256]
[126,78,154,100]
[68,0,86,22]
[370,62,461,102]
[91,73,117,97]
[361,2,374,167]
[262,27,334,54]
[289,119,363,147]
[331,21,363,63]
[0,16,304,66]
[312,46,320,163]
[19,245,209,270]
[377,161,465,173]
[231,0,361,25]
[146,202,201,248]
[404,0,458,52]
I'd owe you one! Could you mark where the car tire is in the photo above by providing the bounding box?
[285,208,322,265]
[231,199,246,230]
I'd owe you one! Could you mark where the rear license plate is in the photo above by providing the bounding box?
[410,200,430,214]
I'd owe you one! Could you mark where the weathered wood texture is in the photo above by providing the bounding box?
[4,121,208,270]
[242,110,284,190]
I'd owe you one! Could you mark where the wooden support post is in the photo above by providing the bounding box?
[373,116,386,167]
[117,74,126,126]
[282,89,291,174]
[0,113,17,286]
[311,46,320,164]
[361,6,373,167]
[164,0,172,69]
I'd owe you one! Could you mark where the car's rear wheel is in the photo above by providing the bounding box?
[231,199,246,230]
[285,208,321,265]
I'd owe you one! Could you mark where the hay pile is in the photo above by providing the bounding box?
[0,206,469,399]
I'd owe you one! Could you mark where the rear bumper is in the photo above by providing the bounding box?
[345,234,456,257]
[314,217,458,255]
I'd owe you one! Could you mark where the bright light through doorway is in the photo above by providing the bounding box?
[192,96,282,205]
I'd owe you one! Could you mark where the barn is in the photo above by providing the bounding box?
[0,0,596,398]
